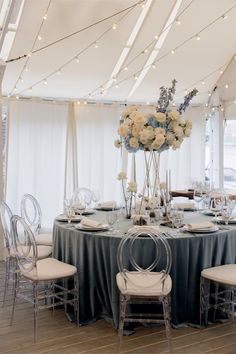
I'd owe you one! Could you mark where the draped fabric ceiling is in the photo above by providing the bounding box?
[1,0,236,110]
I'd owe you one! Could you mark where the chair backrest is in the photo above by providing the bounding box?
[11,215,38,273]
[72,188,94,207]
[117,226,172,289]
[21,194,42,234]
[0,201,13,253]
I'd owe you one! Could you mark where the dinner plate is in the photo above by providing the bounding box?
[202,210,218,216]
[215,218,236,224]
[75,223,109,231]
[95,206,119,211]
[74,209,95,215]
[55,215,82,222]
[185,225,219,233]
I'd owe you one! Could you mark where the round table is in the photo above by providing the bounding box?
[53,211,236,328]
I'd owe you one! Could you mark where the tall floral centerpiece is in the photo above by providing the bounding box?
[115,80,198,218]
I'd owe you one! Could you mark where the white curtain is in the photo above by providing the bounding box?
[6,100,68,228]
[74,103,121,202]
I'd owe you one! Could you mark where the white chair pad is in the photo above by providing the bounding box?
[10,245,52,259]
[201,264,236,286]
[22,258,77,281]
[116,271,172,296]
[35,233,53,246]
[36,245,52,259]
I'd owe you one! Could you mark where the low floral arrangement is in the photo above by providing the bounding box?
[114,79,198,153]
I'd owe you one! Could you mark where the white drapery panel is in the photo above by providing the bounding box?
[6,100,68,228]
[74,103,121,202]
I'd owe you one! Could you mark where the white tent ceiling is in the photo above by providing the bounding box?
[1,0,236,106]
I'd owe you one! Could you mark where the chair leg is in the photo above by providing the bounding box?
[33,282,39,343]
[74,272,79,326]
[116,294,127,354]
[200,276,210,328]
[10,270,19,326]
[2,257,10,307]
[51,281,55,316]
[163,295,173,354]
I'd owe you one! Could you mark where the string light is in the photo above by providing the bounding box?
[57,70,62,75]
[112,23,117,30]
[44,79,48,85]
[176,18,181,25]
[234,100,236,104]
[43,13,47,20]
[196,34,200,41]
[15,2,236,101]
[27,52,32,58]
[16,96,19,100]
[75,57,80,63]
[124,66,128,71]
[94,42,99,48]
[154,34,159,40]
[222,14,228,20]
[152,64,156,69]
[84,101,87,105]
[115,84,119,88]
[208,92,212,97]
[142,48,148,54]
[38,35,42,41]
[201,80,205,85]
[134,75,138,80]
[77,100,81,105]
[25,66,29,72]
[225,84,229,88]
[20,77,24,83]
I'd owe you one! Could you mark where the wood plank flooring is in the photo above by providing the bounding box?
[0,261,236,354]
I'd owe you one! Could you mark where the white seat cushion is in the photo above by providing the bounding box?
[116,271,172,296]
[36,245,52,259]
[201,264,236,286]
[35,233,53,246]
[21,258,77,281]
[10,245,52,259]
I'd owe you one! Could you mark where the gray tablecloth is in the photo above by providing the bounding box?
[52,212,236,328]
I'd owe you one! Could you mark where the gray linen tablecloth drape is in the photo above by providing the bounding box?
[53,212,236,329]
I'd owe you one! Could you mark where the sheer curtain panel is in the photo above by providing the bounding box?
[6,100,68,228]
[74,103,121,202]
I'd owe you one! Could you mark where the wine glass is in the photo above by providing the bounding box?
[210,197,224,221]
[169,210,184,234]
[194,188,204,212]
[92,189,100,207]
[106,211,118,232]
[76,196,86,217]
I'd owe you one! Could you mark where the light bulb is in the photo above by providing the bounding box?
[171,49,175,54]
[134,75,138,80]
[196,34,200,41]
[38,35,42,41]
[25,66,29,72]
[201,80,205,85]
[16,96,19,100]
[234,100,236,104]
[152,64,156,69]
[115,84,119,88]
[84,101,87,105]
[44,79,48,85]
[112,23,117,30]
[27,52,32,58]
[124,66,128,71]
[20,77,23,83]
[57,70,62,76]
[43,13,47,20]
[154,34,159,40]
[176,18,181,25]
[225,84,229,89]
[75,57,80,63]
[94,42,99,49]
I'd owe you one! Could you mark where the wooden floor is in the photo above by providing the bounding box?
[0,262,236,354]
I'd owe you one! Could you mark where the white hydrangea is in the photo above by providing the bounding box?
[117,172,127,180]
[155,112,166,123]
[168,110,180,121]
[127,181,137,193]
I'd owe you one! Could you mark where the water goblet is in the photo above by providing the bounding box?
[106,211,118,232]
[169,210,184,234]
[66,206,75,224]
[194,189,204,212]
[210,197,223,222]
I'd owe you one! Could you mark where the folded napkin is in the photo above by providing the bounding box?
[99,201,117,209]
[187,222,214,230]
[173,202,195,210]
[80,217,102,228]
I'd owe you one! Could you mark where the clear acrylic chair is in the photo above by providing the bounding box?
[0,201,52,307]
[200,264,236,327]
[10,215,79,342]
[116,226,173,354]
[0,201,15,306]
[21,194,52,246]
[72,188,94,209]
